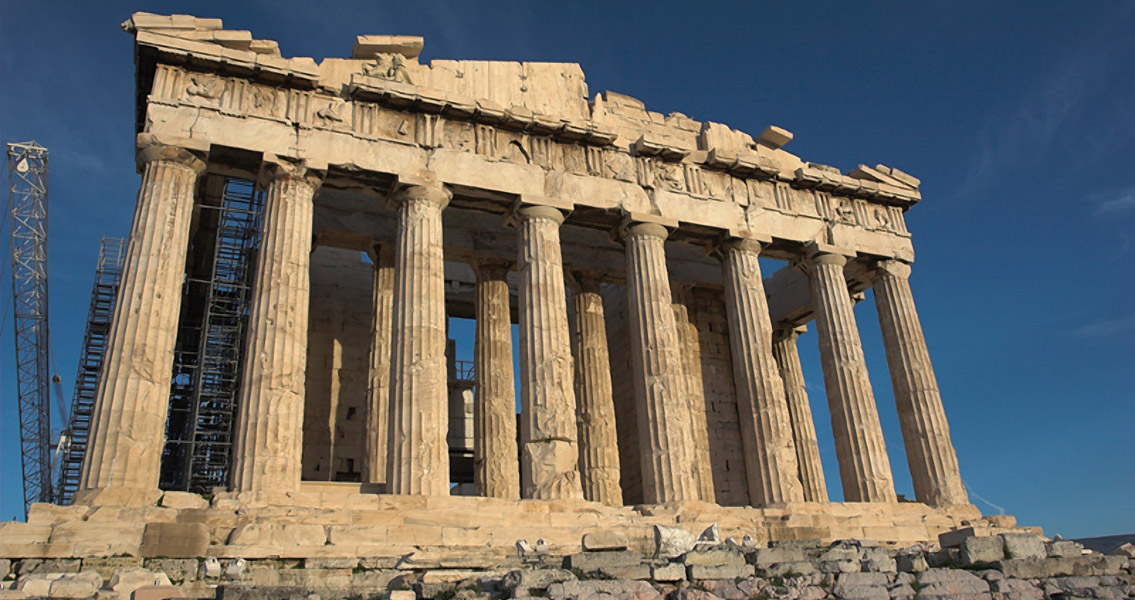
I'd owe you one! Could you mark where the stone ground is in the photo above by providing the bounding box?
[2,530,1133,600]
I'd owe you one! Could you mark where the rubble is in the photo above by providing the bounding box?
[3,530,1127,600]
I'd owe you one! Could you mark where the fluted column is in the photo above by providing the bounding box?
[363,243,395,485]
[720,238,804,505]
[80,140,206,494]
[386,183,452,496]
[517,205,583,499]
[872,260,967,506]
[771,326,829,502]
[622,222,699,503]
[230,159,322,492]
[670,289,715,502]
[805,246,894,502]
[473,261,521,499]
[570,274,623,506]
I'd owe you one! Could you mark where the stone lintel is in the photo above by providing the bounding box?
[725,229,773,246]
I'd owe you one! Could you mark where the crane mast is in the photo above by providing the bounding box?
[6,141,54,512]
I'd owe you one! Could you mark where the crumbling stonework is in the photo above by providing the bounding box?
[2,12,1016,582]
[2,509,1131,600]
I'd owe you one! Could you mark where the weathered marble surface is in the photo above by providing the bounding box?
[570,276,623,507]
[622,222,699,503]
[474,261,521,500]
[806,246,895,503]
[517,206,584,500]
[386,183,452,496]
[232,159,322,492]
[871,260,967,507]
[772,327,829,503]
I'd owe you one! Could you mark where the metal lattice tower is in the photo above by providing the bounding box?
[161,177,263,493]
[56,237,126,505]
[6,141,54,511]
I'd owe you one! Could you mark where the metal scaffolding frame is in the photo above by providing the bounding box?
[160,177,263,493]
[56,236,126,505]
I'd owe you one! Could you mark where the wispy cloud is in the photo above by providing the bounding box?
[1089,187,1135,215]
[951,16,1135,203]
[1073,312,1135,338]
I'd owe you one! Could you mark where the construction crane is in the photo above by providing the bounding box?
[6,141,54,512]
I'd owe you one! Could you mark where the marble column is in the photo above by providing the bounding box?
[570,274,623,506]
[872,259,967,506]
[473,261,521,499]
[385,183,452,496]
[670,289,715,502]
[622,222,699,503]
[230,159,322,493]
[771,326,829,502]
[806,246,894,502]
[517,205,583,499]
[720,238,804,505]
[363,243,395,485]
[80,141,206,494]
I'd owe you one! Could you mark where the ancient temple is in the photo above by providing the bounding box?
[1,13,1011,562]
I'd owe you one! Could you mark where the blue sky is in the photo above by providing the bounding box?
[1,1,1131,536]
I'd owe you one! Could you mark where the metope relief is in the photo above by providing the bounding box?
[442,120,475,153]
[362,53,414,84]
[186,74,221,101]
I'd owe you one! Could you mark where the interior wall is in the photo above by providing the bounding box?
[602,283,643,505]
[302,247,373,482]
[685,287,749,506]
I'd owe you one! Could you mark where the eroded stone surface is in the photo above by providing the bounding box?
[474,261,521,499]
[805,247,894,503]
[45,14,1014,571]
[517,205,583,500]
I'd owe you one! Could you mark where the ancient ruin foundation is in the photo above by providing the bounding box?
[2,13,1009,564]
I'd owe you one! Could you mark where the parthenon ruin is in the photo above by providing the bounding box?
[1,13,1015,563]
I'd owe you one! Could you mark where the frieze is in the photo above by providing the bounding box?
[147,62,915,240]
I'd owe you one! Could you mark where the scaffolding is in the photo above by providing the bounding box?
[56,237,126,504]
[6,142,54,511]
[161,177,263,493]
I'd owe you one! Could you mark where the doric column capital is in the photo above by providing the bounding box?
[872,259,912,281]
[135,134,207,174]
[365,240,395,265]
[473,258,513,280]
[393,182,452,210]
[622,221,669,241]
[803,242,855,269]
[722,237,766,255]
[568,270,604,294]
[715,230,771,258]
[517,204,566,224]
[615,212,677,244]
[262,156,325,189]
[773,324,807,343]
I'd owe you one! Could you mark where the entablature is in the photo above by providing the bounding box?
[128,12,924,265]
